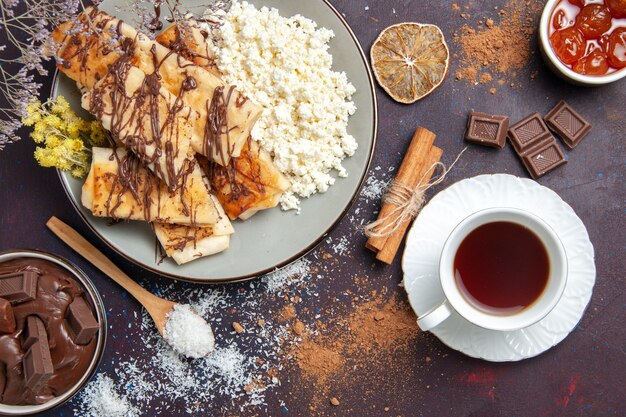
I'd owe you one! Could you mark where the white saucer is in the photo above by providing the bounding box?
[402,174,596,362]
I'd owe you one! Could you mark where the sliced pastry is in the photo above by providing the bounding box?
[83,64,198,192]
[82,147,222,226]
[52,7,262,166]
[156,21,221,77]
[199,140,290,220]
[154,28,292,220]
[153,197,234,265]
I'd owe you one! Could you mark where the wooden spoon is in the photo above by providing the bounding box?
[46,216,175,336]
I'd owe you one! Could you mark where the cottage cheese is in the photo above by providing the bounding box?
[203,1,357,211]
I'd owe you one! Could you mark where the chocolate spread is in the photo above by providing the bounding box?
[0,258,99,406]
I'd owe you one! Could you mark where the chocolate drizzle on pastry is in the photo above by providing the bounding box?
[204,85,236,167]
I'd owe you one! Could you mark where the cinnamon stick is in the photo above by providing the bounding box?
[376,146,443,264]
[365,126,436,252]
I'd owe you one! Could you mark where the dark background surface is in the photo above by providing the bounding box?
[1,0,625,416]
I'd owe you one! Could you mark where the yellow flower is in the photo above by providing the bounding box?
[22,99,42,127]
[44,134,62,148]
[30,122,47,144]
[71,165,89,178]
[34,147,71,170]
[66,120,81,139]
[50,96,70,114]
[43,114,63,130]
[29,96,98,179]
[65,138,85,153]
[89,120,108,146]
[78,118,91,132]
[31,130,45,144]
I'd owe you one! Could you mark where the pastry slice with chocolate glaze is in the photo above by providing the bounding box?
[155,27,291,220]
[200,140,291,220]
[153,201,234,265]
[156,21,221,77]
[82,65,197,192]
[82,147,222,226]
[153,179,234,265]
[52,7,262,167]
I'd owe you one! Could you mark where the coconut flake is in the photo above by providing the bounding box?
[73,374,138,417]
[164,304,215,359]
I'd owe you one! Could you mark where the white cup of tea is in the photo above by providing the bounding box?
[418,207,568,332]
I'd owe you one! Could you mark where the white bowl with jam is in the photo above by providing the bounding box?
[0,249,106,415]
[540,0,626,85]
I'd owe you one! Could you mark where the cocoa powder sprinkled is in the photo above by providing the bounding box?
[296,341,344,382]
[279,305,296,321]
[291,294,421,412]
[454,1,543,84]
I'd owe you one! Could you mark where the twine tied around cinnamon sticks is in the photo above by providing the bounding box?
[364,126,466,264]
[364,156,463,238]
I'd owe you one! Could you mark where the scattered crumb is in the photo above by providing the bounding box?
[232,322,244,334]
[479,73,493,83]
[279,305,297,321]
[292,320,305,336]
[489,88,497,95]
[330,397,340,406]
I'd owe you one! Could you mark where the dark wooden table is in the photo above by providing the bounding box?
[1,0,624,416]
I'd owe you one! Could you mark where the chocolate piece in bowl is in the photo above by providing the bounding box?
[0,255,103,407]
[0,271,38,305]
[521,140,568,179]
[507,112,554,153]
[23,337,54,392]
[22,315,46,350]
[65,297,99,345]
[465,112,509,149]
[544,100,592,149]
[0,298,16,333]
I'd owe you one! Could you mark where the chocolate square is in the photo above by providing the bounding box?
[508,113,554,153]
[22,337,54,391]
[465,112,509,149]
[65,297,99,345]
[544,100,592,149]
[521,140,568,179]
[0,298,16,334]
[0,271,37,305]
[22,316,46,351]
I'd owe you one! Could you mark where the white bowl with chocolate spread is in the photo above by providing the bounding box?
[0,249,106,415]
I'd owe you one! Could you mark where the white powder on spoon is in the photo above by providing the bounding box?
[163,304,215,359]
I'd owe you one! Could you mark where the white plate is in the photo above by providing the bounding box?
[402,174,596,362]
[52,0,377,282]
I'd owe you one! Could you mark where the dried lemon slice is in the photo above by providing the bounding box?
[371,23,450,104]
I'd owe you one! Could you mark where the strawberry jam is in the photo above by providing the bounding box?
[550,0,626,75]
